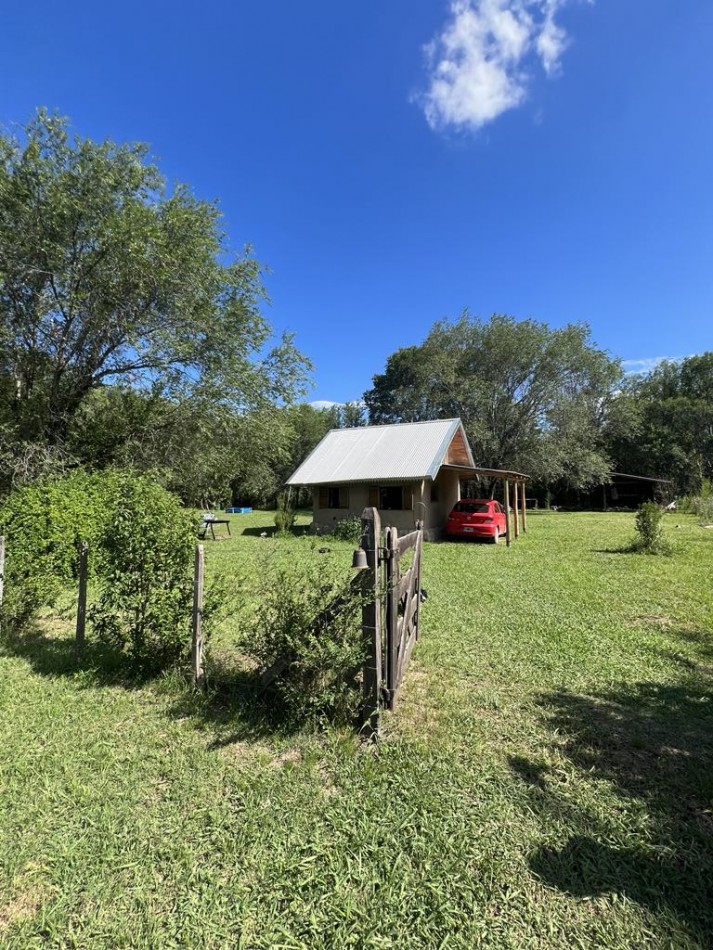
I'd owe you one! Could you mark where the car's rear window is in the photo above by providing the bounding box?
[454,502,490,513]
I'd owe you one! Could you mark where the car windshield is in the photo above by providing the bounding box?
[454,502,490,514]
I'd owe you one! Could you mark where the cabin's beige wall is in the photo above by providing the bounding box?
[310,470,462,539]
[419,468,462,539]
[311,484,371,534]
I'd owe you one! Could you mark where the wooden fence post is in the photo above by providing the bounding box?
[504,479,512,547]
[360,507,381,739]
[513,481,520,539]
[521,481,527,533]
[192,544,206,690]
[414,522,423,641]
[76,541,88,656]
[386,526,400,705]
[0,535,4,611]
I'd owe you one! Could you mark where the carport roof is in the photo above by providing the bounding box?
[442,464,529,481]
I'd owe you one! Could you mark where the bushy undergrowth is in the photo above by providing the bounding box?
[679,479,713,525]
[88,476,198,674]
[331,515,362,544]
[631,501,671,555]
[274,493,297,536]
[0,471,120,628]
[1,469,204,677]
[239,551,364,724]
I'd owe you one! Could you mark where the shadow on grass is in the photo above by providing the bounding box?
[1,622,139,687]
[240,525,313,539]
[164,668,304,745]
[648,627,713,677]
[2,623,327,743]
[593,542,674,556]
[592,547,637,555]
[510,642,713,941]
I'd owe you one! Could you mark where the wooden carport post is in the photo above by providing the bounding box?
[520,479,527,533]
[360,507,382,740]
[513,481,520,539]
[504,479,512,547]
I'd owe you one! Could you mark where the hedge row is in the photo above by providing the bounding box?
[0,471,197,672]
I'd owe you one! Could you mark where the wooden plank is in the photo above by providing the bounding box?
[504,479,512,547]
[413,526,422,641]
[396,530,419,555]
[380,520,425,711]
[398,567,413,599]
[399,624,418,689]
[402,590,418,644]
[192,544,206,690]
[392,627,418,709]
[385,526,400,709]
[75,541,88,657]
[360,507,382,738]
[513,480,520,539]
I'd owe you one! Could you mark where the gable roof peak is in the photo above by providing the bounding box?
[287,418,474,486]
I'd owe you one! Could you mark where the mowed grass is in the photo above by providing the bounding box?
[1,510,712,948]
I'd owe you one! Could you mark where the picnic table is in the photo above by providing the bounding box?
[199,515,231,540]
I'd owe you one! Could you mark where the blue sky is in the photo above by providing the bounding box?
[2,1,712,403]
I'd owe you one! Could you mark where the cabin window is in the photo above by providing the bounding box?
[318,486,349,509]
[379,485,412,511]
[430,481,440,503]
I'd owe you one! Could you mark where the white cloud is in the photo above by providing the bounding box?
[537,3,569,74]
[420,0,581,132]
[309,399,366,410]
[621,357,683,375]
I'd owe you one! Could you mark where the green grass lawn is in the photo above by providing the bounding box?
[1,510,712,948]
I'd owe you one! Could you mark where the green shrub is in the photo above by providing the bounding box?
[675,479,713,524]
[274,493,297,536]
[681,481,713,524]
[240,554,364,724]
[331,515,362,544]
[693,496,713,525]
[0,470,119,630]
[632,501,671,555]
[88,476,198,674]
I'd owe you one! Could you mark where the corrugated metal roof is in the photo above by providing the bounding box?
[287,419,473,485]
[610,472,672,483]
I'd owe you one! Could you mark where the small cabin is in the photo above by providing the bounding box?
[286,418,526,540]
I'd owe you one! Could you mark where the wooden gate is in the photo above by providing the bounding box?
[359,509,424,736]
[383,521,423,710]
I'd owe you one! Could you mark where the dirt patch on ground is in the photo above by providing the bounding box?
[633,614,676,627]
[219,740,302,770]
[0,885,47,935]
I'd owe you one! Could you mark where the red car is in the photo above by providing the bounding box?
[445,499,507,543]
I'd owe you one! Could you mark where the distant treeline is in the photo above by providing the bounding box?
[1,113,711,506]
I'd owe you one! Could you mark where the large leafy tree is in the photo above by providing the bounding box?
[605,353,713,494]
[0,111,310,466]
[364,313,621,489]
[65,390,340,508]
